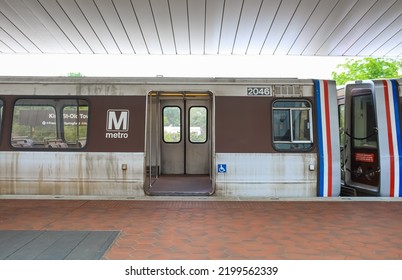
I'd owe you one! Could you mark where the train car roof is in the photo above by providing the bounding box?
[0,76,320,86]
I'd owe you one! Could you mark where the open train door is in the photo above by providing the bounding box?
[145,92,213,195]
[343,80,401,196]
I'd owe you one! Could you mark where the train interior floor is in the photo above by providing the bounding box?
[145,175,213,195]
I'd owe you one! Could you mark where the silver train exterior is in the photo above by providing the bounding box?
[339,79,402,197]
[0,77,340,198]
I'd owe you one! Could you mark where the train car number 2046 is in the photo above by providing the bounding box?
[247,87,273,96]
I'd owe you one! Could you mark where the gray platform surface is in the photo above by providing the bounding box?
[0,230,119,260]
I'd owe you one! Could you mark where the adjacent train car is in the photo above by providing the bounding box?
[341,79,402,196]
[0,77,340,198]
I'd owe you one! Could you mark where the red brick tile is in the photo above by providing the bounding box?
[2,199,402,260]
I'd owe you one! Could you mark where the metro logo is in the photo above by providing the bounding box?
[106,110,129,132]
[106,110,129,139]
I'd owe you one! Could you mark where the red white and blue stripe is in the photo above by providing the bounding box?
[375,80,401,197]
[315,80,341,197]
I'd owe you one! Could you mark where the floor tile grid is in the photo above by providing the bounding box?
[1,200,402,260]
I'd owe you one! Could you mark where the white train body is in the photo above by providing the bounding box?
[0,77,340,197]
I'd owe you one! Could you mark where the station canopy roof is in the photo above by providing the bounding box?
[0,0,401,57]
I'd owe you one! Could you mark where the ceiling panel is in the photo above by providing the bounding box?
[188,0,205,54]
[57,0,107,54]
[33,0,88,53]
[316,0,378,56]
[260,0,301,55]
[204,0,224,54]
[274,0,319,55]
[329,0,396,56]
[245,0,281,54]
[1,0,48,53]
[0,20,28,53]
[218,0,243,55]
[169,0,190,54]
[0,0,400,57]
[131,0,161,54]
[288,0,336,55]
[0,39,11,52]
[372,28,402,57]
[150,0,175,54]
[231,0,262,55]
[385,42,402,57]
[344,0,402,56]
[359,14,402,56]
[75,0,120,53]
[302,0,359,56]
[112,0,147,54]
[93,0,135,54]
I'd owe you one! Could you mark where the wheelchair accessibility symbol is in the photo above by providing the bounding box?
[217,164,227,173]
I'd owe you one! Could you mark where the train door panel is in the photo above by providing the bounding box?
[161,100,184,174]
[345,87,380,193]
[349,90,380,188]
[185,101,209,174]
[160,96,210,175]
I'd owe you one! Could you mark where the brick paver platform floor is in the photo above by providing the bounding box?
[1,198,402,260]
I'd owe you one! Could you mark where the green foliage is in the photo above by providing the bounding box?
[64,125,88,142]
[67,72,84,77]
[162,106,207,143]
[12,106,57,141]
[163,107,181,127]
[12,105,88,144]
[331,58,402,86]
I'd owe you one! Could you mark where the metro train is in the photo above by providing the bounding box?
[0,76,341,198]
[338,79,402,197]
[2,76,400,198]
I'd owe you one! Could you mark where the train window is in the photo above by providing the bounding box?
[11,99,89,149]
[189,106,207,143]
[62,104,89,148]
[339,103,345,180]
[163,106,181,143]
[339,104,345,147]
[12,101,57,148]
[351,94,377,148]
[272,100,313,151]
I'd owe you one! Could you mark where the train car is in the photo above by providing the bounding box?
[341,79,402,196]
[0,77,340,198]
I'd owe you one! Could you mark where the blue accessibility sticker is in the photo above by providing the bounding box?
[217,164,227,173]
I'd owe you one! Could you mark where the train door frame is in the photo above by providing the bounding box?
[144,91,214,196]
[351,88,379,189]
[337,87,345,185]
[344,80,402,197]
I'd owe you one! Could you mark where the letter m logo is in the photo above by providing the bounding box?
[106,110,129,132]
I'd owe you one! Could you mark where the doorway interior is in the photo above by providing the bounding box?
[145,91,213,195]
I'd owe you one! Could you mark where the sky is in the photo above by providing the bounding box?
[0,54,350,79]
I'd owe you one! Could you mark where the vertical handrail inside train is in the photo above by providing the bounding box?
[148,92,152,188]
[148,92,162,188]
[156,93,160,180]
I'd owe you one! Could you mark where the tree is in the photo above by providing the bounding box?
[67,72,84,77]
[331,57,402,86]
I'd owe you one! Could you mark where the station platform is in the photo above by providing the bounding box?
[1,197,402,260]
